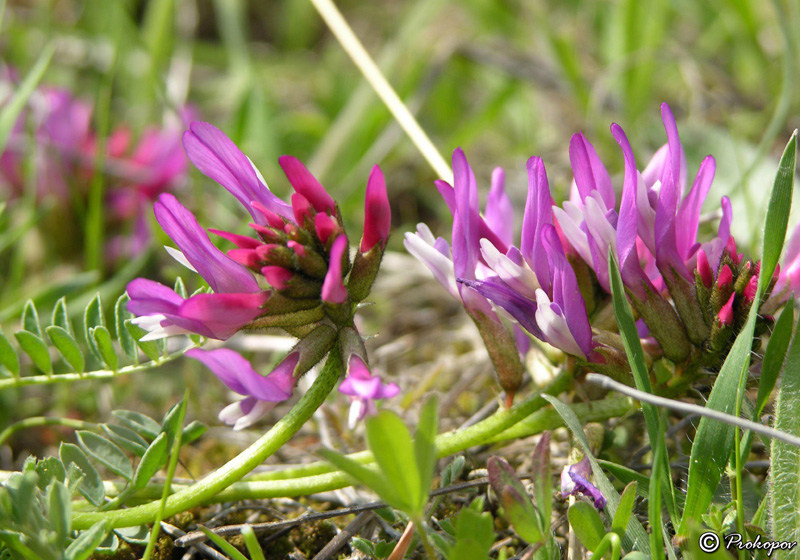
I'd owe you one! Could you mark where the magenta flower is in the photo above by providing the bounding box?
[405,148,525,399]
[321,235,349,305]
[338,354,400,428]
[414,104,788,392]
[127,121,394,426]
[186,348,296,430]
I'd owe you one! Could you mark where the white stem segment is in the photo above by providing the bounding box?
[309,0,453,183]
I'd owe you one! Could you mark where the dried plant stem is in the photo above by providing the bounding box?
[308,0,452,182]
[587,373,800,448]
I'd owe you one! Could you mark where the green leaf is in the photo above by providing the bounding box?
[112,410,162,440]
[0,328,20,377]
[597,461,650,499]
[531,432,552,531]
[114,294,137,362]
[64,521,109,560]
[198,526,249,560]
[83,295,105,361]
[132,432,168,491]
[59,443,105,506]
[770,324,800,544]
[46,326,85,373]
[317,448,403,509]
[36,457,66,487]
[181,421,208,445]
[52,297,73,335]
[447,501,494,560]
[173,277,187,298]
[609,251,676,521]
[125,319,161,362]
[677,134,796,537]
[612,482,637,537]
[161,401,184,449]
[14,330,52,375]
[758,131,797,295]
[21,300,42,337]
[47,480,71,549]
[751,302,794,422]
[240,525,266,560]
[0,42,56,154]
[366,409,422,515]
[76,431,133,481]
[542,394,650,553]
[351,537,376,557]
[101,424,148,456]
[414,395,438,507]
[113,525,150,546]
[568,501,606,552]
[91,326,118,371]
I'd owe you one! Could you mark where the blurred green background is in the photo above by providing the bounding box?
[4,0,798,233]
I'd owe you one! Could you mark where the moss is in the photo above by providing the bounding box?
[291,520,337,556]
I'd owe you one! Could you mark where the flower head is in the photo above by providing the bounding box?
[127,122,393,427]
[412,103,789,394]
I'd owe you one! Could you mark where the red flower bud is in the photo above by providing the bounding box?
[361,165,391,252]
[250,201,285,229]
[315,213,338,244]
[697,249,713,288]
[291,192,314,225]
[718,293,735,326]
[717,264,733,288]
[262,266,293,290]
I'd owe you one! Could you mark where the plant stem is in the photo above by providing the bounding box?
[0,343,197,392]
[308,0,452,182]
[0,417,96,448]
[413,517,438,560]
[71,350,343,530]
[142,390,189,560]
[65,371,575,523]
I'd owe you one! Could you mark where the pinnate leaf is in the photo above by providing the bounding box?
[46,326,85,373]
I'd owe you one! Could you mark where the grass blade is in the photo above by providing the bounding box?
[770,325,800,544]
[608,251,677,522]
[0,43,56,154]
[678,131,796,536]
[542,394,650,553]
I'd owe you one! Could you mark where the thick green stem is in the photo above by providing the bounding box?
[71,351,343,530]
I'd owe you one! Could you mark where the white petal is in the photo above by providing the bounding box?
[583,196,617,259]
[403,231,458,299]
[480,239,539,298]
[534,290,586,359]
[348,398,365,430]
[553,204,593,267]
[164,246,198,273]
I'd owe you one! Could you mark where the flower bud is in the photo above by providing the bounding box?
[361,166,391,253]
[718,293,735,326]
[696,249,713,288]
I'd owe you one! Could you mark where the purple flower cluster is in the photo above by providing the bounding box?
[408,104,794,394]
[0,67,189,261]
[126,122,397,429]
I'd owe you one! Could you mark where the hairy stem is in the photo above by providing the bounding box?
[0,343,197,392]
